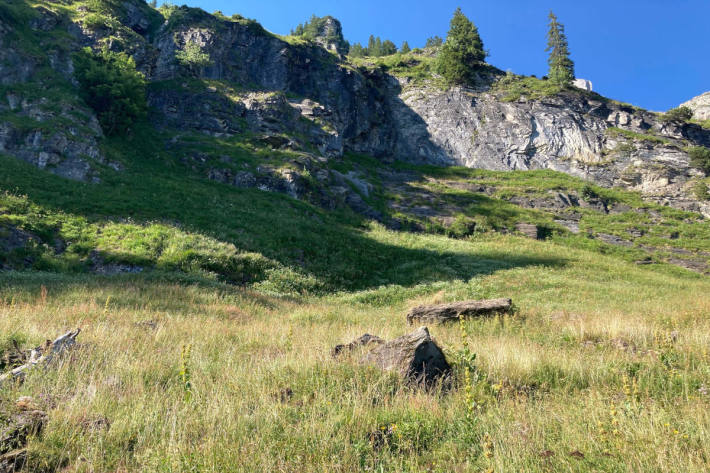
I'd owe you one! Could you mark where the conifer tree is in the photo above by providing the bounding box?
[400,41,411,54]
[367,35,377,56]
[437,8,486,85]
[546,11,575,86]
[382,39,397,56]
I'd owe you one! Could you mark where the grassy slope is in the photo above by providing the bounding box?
[0,2,709,471]
[1,236,709,472]
[1,131,710,471]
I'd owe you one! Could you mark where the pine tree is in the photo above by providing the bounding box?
[349,42,366,58]
[437,7,486,85]
[382,39,397,56]
[546,11,575,86]
[367,35,377,56]
[425,36,443,49]
[400,41,411,54]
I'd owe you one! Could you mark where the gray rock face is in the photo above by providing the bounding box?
[310,16,348,56]
[389,84,710,217]
[682,92,710,121]
[0,15,105,182]
[361,327,451,386]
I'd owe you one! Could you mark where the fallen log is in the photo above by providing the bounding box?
[0,329,81,388]
[406,298,512,325]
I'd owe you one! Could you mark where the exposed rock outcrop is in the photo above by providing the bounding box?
[0,11,106,182]
[682,92,710,121]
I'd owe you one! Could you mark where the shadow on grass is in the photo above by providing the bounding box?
[0,152,567,293]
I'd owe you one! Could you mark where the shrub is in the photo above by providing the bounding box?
[687,146,710,175]
[692,180,710,201]
[73,47,147,136]
[175,40,212,75]
[661,106,693,124]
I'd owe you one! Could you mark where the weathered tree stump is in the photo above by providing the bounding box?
[361,327,451,386]
[0,329,81,387]
[406,298,512,324]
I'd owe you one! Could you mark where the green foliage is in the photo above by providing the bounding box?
[349,54,438,86]
[661,106,693,124]
[349,42,366,58]
[493,73,564,102]
[175,40,212,75]
[606,127,670,145]
[73,47,147,136]
[425,36,443,49]
[687,146,710,174]
[437,7,487,85]
[546,11,575,86]
[692,180,710,201]
[291,14,349,53]
[400,41,411,54]
[348,35,399,58]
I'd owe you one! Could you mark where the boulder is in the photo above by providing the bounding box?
[361,327,451,386]
[515,223,541,239]
[572,79,593,92]
[406,298,513,325]
[332,333,384,357]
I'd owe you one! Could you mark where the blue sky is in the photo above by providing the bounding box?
[174,0,708,111]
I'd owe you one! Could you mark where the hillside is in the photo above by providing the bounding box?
[0,1,709,472]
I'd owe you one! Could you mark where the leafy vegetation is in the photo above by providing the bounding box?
[291,14,349,54]
[175,39,212,75]
[692,179,710,201]
[437,7,487,85]
[0,3,709,472]
[349,35,399,58]
[492,73,565,102]
[73,47,147,136]
[605,127,671,145]
[687,146,710,174]
[661,105,694,124]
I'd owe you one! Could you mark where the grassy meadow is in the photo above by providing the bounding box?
[1,229,710,472]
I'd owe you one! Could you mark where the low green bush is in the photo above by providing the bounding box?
[73,47,147,136]
[687,146,710,174]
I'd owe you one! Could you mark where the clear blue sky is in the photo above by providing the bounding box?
[173,0,708,111]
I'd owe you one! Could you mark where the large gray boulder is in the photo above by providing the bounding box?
[361,327,451,386]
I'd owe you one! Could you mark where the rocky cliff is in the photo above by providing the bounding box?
[682,91,710,121]
[1,0,709,217]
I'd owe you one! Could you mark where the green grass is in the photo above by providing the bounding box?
[1,233,709,472]
[605,127,672,146]
[491,74,566,102]
[349,53,441,87]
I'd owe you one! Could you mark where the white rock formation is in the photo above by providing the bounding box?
[573,79,593,92]
[681,92,710,121]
